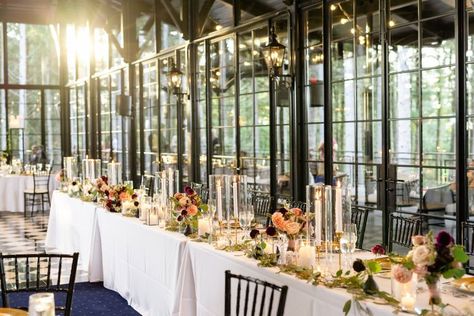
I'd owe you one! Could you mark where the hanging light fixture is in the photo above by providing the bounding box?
[168,62,183,94]
[262,26,286,77]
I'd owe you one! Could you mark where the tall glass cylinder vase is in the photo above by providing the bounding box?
[209,175,232,230]
[63,157,77,182]
[93,159,101,180]
[166,168,180,197]
[231,175,248,220]
[306,183,325,246]
[107,161,122,185]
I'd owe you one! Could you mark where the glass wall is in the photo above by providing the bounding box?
[238,25,271,193]
[69,84,87,161]
[44,90,61,165]
[210,36,237,175]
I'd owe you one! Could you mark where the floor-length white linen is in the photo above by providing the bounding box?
[178,242,411,316]
[45,191,103,281]
[96,209,188,316]
[0,175,57,212]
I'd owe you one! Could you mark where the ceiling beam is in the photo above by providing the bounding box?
[159,0,185,37]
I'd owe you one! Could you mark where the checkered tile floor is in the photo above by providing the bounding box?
[0,211,88,283]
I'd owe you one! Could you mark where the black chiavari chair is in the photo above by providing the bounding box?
[252,194,273,226]
[388,213,422,252]
[225,270,288,316]
[0,252,79,316]
[23,168,52,217]
[286,200,307,212]
[351,205,370,249]
[462,221,474,274]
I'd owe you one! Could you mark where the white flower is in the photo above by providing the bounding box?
[411,245,434,267]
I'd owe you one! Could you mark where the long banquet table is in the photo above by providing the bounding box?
[0,174,57,212]
[46,192,473,316]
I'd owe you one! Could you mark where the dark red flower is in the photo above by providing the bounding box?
[116,201,121,207]
[279,208,288,216]
[250,229,260,239]
[266,226,277,237]
[131,193,137,199]
[353,259,366,273]
[72,181,77,186]
[371,244,386,255]
[134,201,139,207]
[181,209,188,216]
[101,176,108,182]
[435,231,454,249]
[104,190,109,196]
[177,215,183,222]
[184,186,195,196]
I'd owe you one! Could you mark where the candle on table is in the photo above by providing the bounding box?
[233,180,239,218]
[216,180,223,221]
[298,244,316,268]
[198,218,211,236]
[400,293,416,311]
[335,181,343,232]
[168,168,174,197]
[315,193,322,246]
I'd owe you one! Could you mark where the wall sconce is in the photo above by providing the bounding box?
[262,26,292,87]
[168,62,184,96]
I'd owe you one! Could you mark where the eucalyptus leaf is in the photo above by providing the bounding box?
[343,299,351,316]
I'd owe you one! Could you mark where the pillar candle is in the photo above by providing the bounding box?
[168,168,174,197]
[315,196,322,246]
[335,182,343,232]
[233,181,238,218]
[217,180,223,221]
[298,245,315,268]
[198,218,211,236]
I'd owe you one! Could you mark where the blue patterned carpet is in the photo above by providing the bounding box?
[2,282,141,316]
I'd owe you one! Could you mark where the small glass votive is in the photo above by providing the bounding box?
[28,293,55,316]
[140,196,152,222]
[391,264,417,312]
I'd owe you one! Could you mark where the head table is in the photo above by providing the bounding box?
[46,191,473,316]
[0,174,57,212]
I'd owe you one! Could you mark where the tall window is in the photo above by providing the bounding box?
[196,43,208,182]
[238,26,271,193]
[210,37,236,175]
[304,5,325,185]
[70,84,87,161]
[44,90,61,165]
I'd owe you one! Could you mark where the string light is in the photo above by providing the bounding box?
[330,4,337,11]
[389,20,395,27]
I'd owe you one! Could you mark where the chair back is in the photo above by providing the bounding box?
[225,270,288,316]
[389,213,421,252]
[0,252,79,316]
[422,184,455,211]
[286,200,306,212]
[252,194,273,226]
[141,174,155,196]
[32,168,51,194]
[462,221,474,273]
[351,205,370,249]
[190,182,204,195]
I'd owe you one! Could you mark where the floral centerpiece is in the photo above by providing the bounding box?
[271,207,306,239]
[95,176,137,213]
[170,186,207,235]
[392,231,469,314]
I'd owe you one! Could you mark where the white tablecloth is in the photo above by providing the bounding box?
[178,242,471,316]
[96,209,188,316]
[45,191,103,282]
[0,174,57,212]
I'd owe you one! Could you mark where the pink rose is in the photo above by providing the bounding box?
[284,221,301,235]
[392,264,413,284]
[187,205,198,216]
[411,235,426,246]
[271,212,286,230]
[179,197,191,207]
[290,208,303,216]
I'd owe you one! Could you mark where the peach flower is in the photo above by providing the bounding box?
[271,212,286,230]
[174,192,184,200]
[179,197,191,207]
[284,221,301,235]
[290,208,303,216]
[392,264,413,284]
[411,235,426,246]
[119,192,131,201]
[187,205,198,216]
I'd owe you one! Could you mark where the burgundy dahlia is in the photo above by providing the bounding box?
[353,259,366,273]
[266,226,277,237]
[435,231,454,248]
[250,229,260,239]
[184,186,195,196]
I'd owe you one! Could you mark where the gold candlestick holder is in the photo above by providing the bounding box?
[334,231,343,271]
